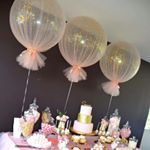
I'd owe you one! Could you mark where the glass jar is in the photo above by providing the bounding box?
[128,136,138,149]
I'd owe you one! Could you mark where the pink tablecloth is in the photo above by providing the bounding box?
[0,133,98,150]
[0,133,141,150]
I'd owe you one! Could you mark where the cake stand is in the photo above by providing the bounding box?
[70,127,96,136]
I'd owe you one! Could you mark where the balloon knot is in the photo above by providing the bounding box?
[70,65,81,73]
[27,48,37,59]
[112,80,119,85]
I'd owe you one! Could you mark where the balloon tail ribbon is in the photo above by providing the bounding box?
[106,95,113,117]
[63,82,73,113]
[21,69,31,116]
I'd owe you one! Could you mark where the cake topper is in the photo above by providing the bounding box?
[81,100,91,106]
[81,101,87,105]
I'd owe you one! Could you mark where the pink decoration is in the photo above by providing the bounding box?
[102,81,120,96]
[41,123,55,136]
[16,49,46,71]
[100,41,141,96]
[10,0,66,70]
[120,122,131,139]
[64,66,87,83]
[120,128,131,139]
[59,16,107,82]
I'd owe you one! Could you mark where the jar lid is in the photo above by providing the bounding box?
[29,98,39,110]
[129,136,138,142]
[110,109,121,118]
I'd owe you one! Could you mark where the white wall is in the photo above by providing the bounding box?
[140,109,150,150]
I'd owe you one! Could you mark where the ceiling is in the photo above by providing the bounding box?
[57,0,150,63]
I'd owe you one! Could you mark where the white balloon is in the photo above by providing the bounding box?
[10,0,66,70]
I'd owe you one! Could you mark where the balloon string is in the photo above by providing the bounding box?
[106,95,113,117]
[64,82,73,113]
[21,69,31,116]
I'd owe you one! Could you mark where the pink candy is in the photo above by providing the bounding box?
[120,128,131,138]
[41,123,55,136]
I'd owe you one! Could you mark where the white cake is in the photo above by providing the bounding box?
[73,104,93,134]
[80,105,92,115]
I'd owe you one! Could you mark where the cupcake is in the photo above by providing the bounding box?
[79,135,86,144]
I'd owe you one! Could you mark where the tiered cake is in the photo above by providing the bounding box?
[73,104,93,134]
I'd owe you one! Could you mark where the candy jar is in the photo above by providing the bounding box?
[57,115,69,133]
[64,120,71,135]
[107,109,121,136]
[21,121,34,137]
[21,109,35,137]
[29,98,40,123]
[42,107,55,125]
[98,117,109,136]
[57,134,69,150]
[56,110,69,135]
[128,136,138,149]
[120,121,131,139]
[41,107,55,136]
